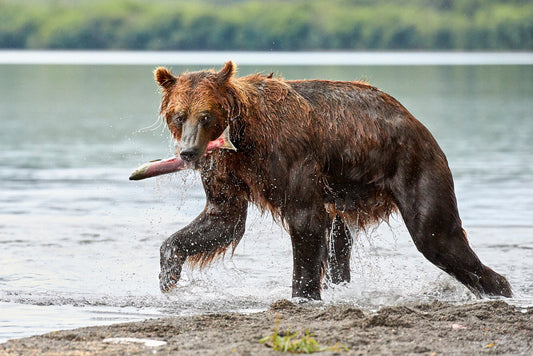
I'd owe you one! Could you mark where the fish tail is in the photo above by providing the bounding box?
[220,126,237,151]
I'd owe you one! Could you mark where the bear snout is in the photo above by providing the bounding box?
[179,147,201,162]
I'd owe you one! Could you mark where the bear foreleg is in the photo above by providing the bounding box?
[286,204,329,300]
[159,171,248,293]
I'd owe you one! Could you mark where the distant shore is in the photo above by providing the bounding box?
[1,50,532,66]
[2,0,531,51]
[1,299,531,355]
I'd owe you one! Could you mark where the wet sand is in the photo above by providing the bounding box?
[1,300,531,355]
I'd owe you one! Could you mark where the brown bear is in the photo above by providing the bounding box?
[153,61,512,300]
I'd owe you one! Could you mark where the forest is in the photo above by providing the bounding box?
[0,0,531,50]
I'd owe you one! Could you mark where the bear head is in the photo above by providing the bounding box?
[154,61,238,163]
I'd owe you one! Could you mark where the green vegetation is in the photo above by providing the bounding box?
[260,317,348,353]
[0,0,531,50]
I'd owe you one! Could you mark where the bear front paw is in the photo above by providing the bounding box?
[159,243,186,293]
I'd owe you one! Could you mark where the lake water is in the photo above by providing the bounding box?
[1,52,532,343]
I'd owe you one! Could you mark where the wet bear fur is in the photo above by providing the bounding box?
[154,62,512,300]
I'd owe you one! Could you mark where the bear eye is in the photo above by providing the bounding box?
[199,113,213,125]
[174,113,186,124]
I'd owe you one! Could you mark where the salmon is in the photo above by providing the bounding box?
[129,126,235,181]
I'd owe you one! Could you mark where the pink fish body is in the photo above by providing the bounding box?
[129,126,235,181]
[129,156,185,181]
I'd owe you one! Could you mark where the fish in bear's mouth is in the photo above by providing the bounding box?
[129,126,236,181]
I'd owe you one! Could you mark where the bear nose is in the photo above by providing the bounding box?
[179,147,200,162]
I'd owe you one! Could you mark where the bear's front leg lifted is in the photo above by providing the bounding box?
[159,197,248,293]
[159,239,187,292]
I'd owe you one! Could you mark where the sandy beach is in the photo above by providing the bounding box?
[1,299,531,355]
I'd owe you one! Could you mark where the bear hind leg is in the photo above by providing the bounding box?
[326,214,353,284]
[392,166,512,298]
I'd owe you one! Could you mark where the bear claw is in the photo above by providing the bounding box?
[159,243,186,293]
[159,262,183,293]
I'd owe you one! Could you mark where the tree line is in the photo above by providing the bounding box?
[0,0,531,51]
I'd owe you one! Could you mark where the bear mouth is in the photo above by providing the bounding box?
[189,155,207,170]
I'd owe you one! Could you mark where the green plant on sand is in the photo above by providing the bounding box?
[260,316,348,353]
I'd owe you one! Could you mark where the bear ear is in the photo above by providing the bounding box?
[154,67,176,89]
[217,61,236,84]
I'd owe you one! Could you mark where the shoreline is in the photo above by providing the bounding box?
[1,50,532,66]
[1,299,531,355]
